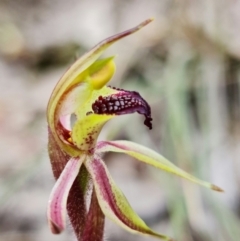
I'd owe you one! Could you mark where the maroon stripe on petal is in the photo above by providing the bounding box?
[88,157,174,241]
[90,156,143,232]
[97,140,130,152]
[48,157,82,234]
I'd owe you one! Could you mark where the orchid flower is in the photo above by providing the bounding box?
[46,19,223,241]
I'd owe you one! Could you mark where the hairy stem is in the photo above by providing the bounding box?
[81,188,105,241]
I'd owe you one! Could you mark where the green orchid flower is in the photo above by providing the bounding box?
[47,19,223,241]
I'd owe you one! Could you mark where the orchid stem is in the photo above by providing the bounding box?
[81,188,105,241]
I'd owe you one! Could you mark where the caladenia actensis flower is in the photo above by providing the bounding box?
[47,18,223,241]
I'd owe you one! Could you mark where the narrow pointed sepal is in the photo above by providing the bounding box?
[85,155,173,241]
[96,141,223,192]
[47,156,85,234]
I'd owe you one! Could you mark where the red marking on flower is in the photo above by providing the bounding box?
[56,121,74,145]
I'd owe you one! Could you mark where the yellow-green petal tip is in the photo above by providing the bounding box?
[211,184,224,192]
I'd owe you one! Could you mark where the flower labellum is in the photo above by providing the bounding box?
[47,18,223,241]
[91,88,153,129]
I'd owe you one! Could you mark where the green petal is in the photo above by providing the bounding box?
[71,113,113,150]
[58,57,116,117]
[84,155,174,241]
[96,141,223,192]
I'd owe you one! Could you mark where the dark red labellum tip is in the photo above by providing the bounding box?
[92,87,152,129]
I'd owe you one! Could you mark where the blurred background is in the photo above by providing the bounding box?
[0,0,240,241]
